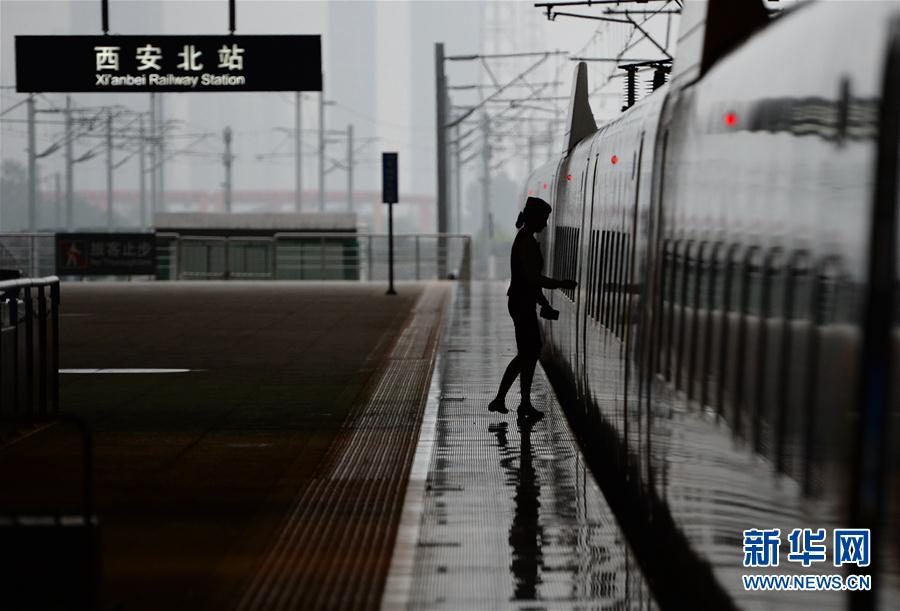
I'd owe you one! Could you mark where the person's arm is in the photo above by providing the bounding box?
[521,240,562,290]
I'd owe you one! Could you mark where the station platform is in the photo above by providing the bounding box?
[382,282,656,610]
[1,282,447,610]
[1,280,656,610]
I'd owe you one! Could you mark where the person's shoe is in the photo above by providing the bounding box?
[517,405,544,422]
[488,398,509,414]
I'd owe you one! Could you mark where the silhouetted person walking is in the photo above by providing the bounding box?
[489,197,576,421]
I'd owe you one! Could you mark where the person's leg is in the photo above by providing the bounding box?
[489,356,520,414]
[495,355,521,401]
[518,355,538,408]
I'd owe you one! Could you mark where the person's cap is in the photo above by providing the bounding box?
[525,196,552,216]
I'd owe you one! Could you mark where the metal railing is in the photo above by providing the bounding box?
[155,232,472,282]
[0,233,56,278]
[0,276,61,439]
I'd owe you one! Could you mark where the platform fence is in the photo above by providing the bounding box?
[155,232,472,282]
[0,233,56,278]
[0,276,61,440]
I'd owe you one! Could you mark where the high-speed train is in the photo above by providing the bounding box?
[528,1,899,607]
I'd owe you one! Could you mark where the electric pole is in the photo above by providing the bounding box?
[157,94,165,213]
[139,114,146,228]
[435,42,449,277]
[527,134,535,175]
[149,93,157,222]
[481,113,491,279]
[27,94,36,231]
[106,108,113,231]
[455,124,462,233]
[54,172,61,229]
[223,126,233,213]
[65,95,74,230]
[346,124,354,211]
[295,91,303,212]
[318,87,325,212]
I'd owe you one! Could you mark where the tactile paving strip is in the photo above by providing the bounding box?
[401,283,656,610]
[236,285,450,611]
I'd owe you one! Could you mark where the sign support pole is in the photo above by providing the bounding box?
[295,92,302,212]
[106,108,113,231]
[387,203,396,295]
[27,94,36,232]
[65,95,74,230]
[382,152,398,295]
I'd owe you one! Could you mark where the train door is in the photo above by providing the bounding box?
[577,152,600,395]
[621,134,645,460]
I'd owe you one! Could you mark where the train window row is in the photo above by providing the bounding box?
[654,237,856,485]
[553,226,579,301]
[585,228,633,341]
[660,241,855,325]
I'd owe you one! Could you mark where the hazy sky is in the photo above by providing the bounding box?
[1,0,676,228]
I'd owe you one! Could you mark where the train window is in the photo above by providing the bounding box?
[815,259,849,325]
[733,246,762,438]
[674,241,695,389]
[586,230,597,317]
[655,239,672,376]
[714,244,743,418]
[574,228,581,301]
[618,233,631,339]
[611,231,623,330]
[687,242,709,401]
[664,239,681,381]
[744,247,764,317]
[597,231,610,323]
[790,260,813,320]
[588,229,600,319]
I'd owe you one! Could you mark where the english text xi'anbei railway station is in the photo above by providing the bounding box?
[1,1,899,610]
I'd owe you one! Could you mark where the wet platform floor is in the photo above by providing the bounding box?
[384,282,656,610]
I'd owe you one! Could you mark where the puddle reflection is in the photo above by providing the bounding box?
[492,420,544,601]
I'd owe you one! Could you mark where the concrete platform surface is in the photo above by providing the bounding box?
[0,281,446,611]
[383,282,656,610]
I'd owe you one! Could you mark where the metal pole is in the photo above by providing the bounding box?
[527,134,534,175]
[435,43,449,277]
[295,91,303,212]
[65,95,74,230]
[50,281,59,415]
[24,287,33,424]
[318,87,325,212]
[27,95,36,232]
[367,235,373,281]
[149,93,157,223]
[454,124,462,233]
[481,113,491,278]
[158,94,165,213]
[346,124,353,211]
[223,126,233,213]
[139,115,146,228]
[106,108,113,231]
[54,172,62,229]
[386,204,396,295]
[38,285,47,418]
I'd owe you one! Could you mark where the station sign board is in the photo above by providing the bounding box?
[56,233,156,276]
[382,152,398,204]
[16,35,322,93]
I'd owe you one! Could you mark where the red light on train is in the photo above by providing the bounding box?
[543,183,548,189]
[567,174,572,181]
[725,112,738,127]
[611,155,618,165]
[528,190,533,195]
